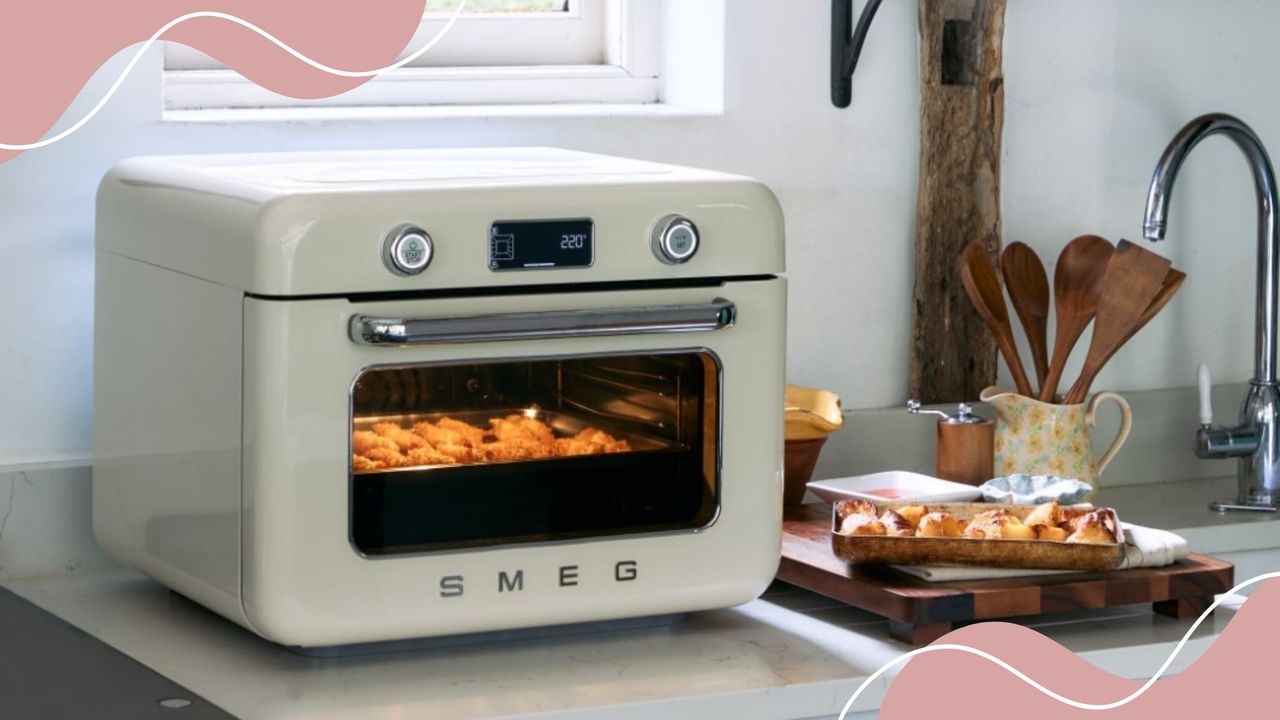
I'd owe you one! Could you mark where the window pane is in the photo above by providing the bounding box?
[424,0,568,13]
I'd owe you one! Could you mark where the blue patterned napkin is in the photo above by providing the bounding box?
[978,473,1093,505]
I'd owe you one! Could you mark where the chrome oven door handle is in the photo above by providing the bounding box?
[350,298,736,346]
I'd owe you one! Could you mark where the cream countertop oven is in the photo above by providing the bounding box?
[93,148,785,647]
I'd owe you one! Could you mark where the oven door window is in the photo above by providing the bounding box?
[350,351,720,555]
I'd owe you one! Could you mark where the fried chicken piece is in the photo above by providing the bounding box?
[577,428,630,451]
[352,454,385,472]
[372,422,429,451]
[404,446,458,466]
[413,421,471,449]
[553,438,598,456]
[352,430,399,456]
[362,447,409,469]
[839,513,887,536]
[554,428,631,456]
[483,438,554,462]
[432,442,482,463]
[434,417,487,447]
[489,415,556,446]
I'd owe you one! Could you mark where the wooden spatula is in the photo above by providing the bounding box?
[1062,240,1173,404]
[1132,268,1186,338]
[1001,242,1051,392]
[1039,235,1114,402]
[1060,267,1186,403]
[959,241,1035,397]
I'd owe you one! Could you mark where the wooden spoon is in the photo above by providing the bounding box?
[959,241,1035,397]
[1039,235,1114,402]
[1061,267,1186,402]
[1062,240,1173,404]
[1001,242,1051,392]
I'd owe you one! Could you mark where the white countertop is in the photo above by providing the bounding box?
[3,476,1272,719]
[3,568,1246,720]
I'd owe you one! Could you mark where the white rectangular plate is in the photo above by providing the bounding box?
[806,471,983,504]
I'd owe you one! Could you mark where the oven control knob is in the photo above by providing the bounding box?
[383,224,434,276]
[651,215,700,264]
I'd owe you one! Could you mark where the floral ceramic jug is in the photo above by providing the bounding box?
[978,386,1132,496]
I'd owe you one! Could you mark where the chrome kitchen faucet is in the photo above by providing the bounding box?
[1144,112,1280,512]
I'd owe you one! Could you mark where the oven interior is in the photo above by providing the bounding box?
[350,351,720,555]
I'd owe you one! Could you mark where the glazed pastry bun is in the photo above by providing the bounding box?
[963,509,1035,540]
[1035,525,1069,542]
[879,509,915,537]
[1022,501,1061,528]
[1066,510,1118,544]
[836,498,878,521]
[1059,505,1094,531]
[895,504,928,530]
[839,513,887,536]
[916,512,963,538]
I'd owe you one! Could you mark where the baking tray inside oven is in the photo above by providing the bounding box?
[352,406,680,473]
[350,406,716,555]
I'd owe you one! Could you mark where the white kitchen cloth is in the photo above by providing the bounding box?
[890,523,1190,582]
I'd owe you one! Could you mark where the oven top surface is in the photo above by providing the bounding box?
[123,147,723,194]
[97,147,784,295]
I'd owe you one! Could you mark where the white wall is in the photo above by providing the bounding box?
[0,0,1271,469]
[1002,0,1271,400]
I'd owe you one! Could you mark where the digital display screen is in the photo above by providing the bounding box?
[489,219,593,271]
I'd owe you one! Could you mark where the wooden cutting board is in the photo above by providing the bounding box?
[778,503,1235,645]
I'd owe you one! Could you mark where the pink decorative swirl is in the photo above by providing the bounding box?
[873,577,1280,718]
[0,1,429,163]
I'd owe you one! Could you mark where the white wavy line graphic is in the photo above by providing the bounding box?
[0,0,469,152]
[838,570,1280,718]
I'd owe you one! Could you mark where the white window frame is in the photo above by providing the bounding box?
[163,0,661,115]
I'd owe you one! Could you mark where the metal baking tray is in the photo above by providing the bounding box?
[352,406,680,473]
[831,501,1125,572]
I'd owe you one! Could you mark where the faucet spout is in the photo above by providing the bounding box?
[1143,112,1280,384]
[1144,112,1280,510]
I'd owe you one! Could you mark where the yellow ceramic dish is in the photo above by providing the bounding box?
[785,384,844,440]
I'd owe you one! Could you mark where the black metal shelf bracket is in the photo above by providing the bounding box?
[832,0,885,108]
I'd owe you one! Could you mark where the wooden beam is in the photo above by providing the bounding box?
[908,0,1007,403]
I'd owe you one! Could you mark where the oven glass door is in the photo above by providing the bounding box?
[350,351,719,555]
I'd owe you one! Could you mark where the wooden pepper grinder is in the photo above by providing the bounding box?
[907,400,995,486]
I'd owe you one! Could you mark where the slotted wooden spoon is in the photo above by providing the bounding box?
[959,241,1034,397]
[1039,235,1114,402]
[1001,242,1051,392]
[1062,240,1173,404]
